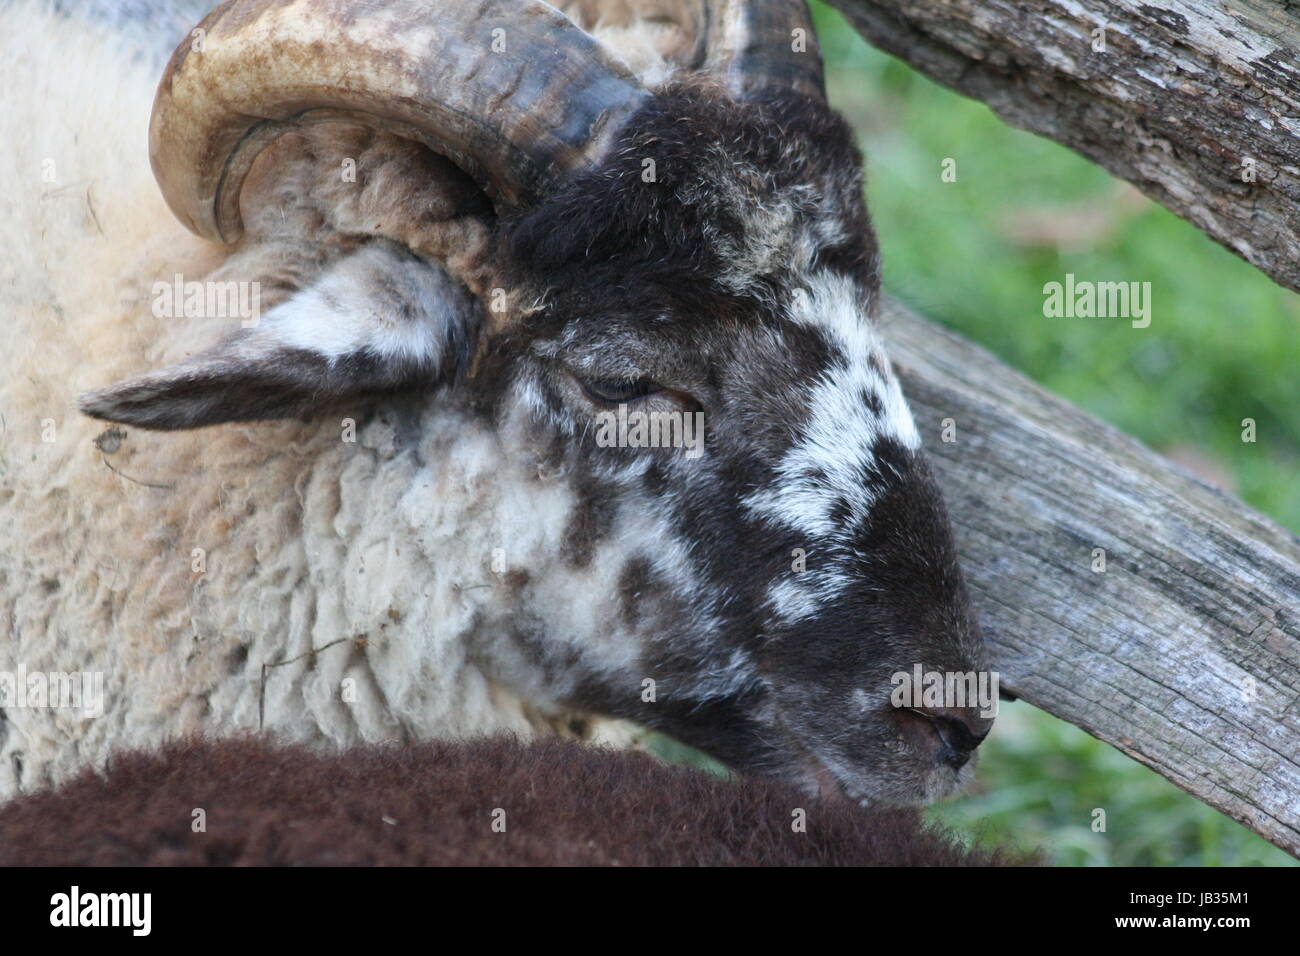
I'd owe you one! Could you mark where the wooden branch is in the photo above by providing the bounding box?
[828,0,1300,294]
[879,296,1300,856]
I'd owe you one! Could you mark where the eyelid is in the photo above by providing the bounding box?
[577,376,660,405]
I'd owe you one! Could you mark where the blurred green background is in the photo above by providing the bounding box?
[811,2,1298,532]
[651,3,1298,867]
[812,1,1297,866]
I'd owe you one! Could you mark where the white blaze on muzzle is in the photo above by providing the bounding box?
[742,272,922,623]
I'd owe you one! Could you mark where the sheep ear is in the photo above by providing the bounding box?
[78,242,479,430]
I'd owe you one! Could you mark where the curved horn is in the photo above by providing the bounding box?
[703,0,824,100]
[151,0,650,244]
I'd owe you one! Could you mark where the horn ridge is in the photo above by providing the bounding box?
[702,0,825,100]
[151,0,650,244]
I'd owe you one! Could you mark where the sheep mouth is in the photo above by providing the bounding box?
[783,722,969,809]
[795,748,879,809]
[802,758,871,808]
[773,708,965,807]
[778,726,876,808]
[795,748,967,809]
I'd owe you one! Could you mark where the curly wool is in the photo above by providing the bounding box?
[0,1,632,797]
[0,736,1033,866]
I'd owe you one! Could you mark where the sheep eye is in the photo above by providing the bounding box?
[578,376,660,405]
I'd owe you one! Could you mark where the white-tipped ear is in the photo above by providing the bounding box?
[79,241,479,430]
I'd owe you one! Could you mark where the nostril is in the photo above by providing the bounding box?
[941,746,970,770]
[906,707,992,770]
[932,717,975,769]
[932,715,984,755]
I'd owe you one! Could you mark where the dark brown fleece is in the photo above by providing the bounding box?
[0,737,1030,866]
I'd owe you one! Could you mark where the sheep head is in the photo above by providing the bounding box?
[79,0,993,806]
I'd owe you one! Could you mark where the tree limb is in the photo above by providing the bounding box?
[829,0,1300,294]
[880,296,1300,856]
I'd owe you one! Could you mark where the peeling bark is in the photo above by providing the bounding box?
[830,0,1300,294]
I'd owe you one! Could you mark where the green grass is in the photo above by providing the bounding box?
[804,2,1297,866]
[928,702,1295,865]
[812,2,1299,531]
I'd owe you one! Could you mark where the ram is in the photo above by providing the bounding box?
[0,0,991,807]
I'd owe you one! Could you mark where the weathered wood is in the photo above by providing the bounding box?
[828,0,1300,294]
[879,296,1300,855]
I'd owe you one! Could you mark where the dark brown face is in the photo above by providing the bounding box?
[750,452,993,804]
[458,84,995,804]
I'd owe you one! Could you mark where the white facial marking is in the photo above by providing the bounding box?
[745,272,922,622]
